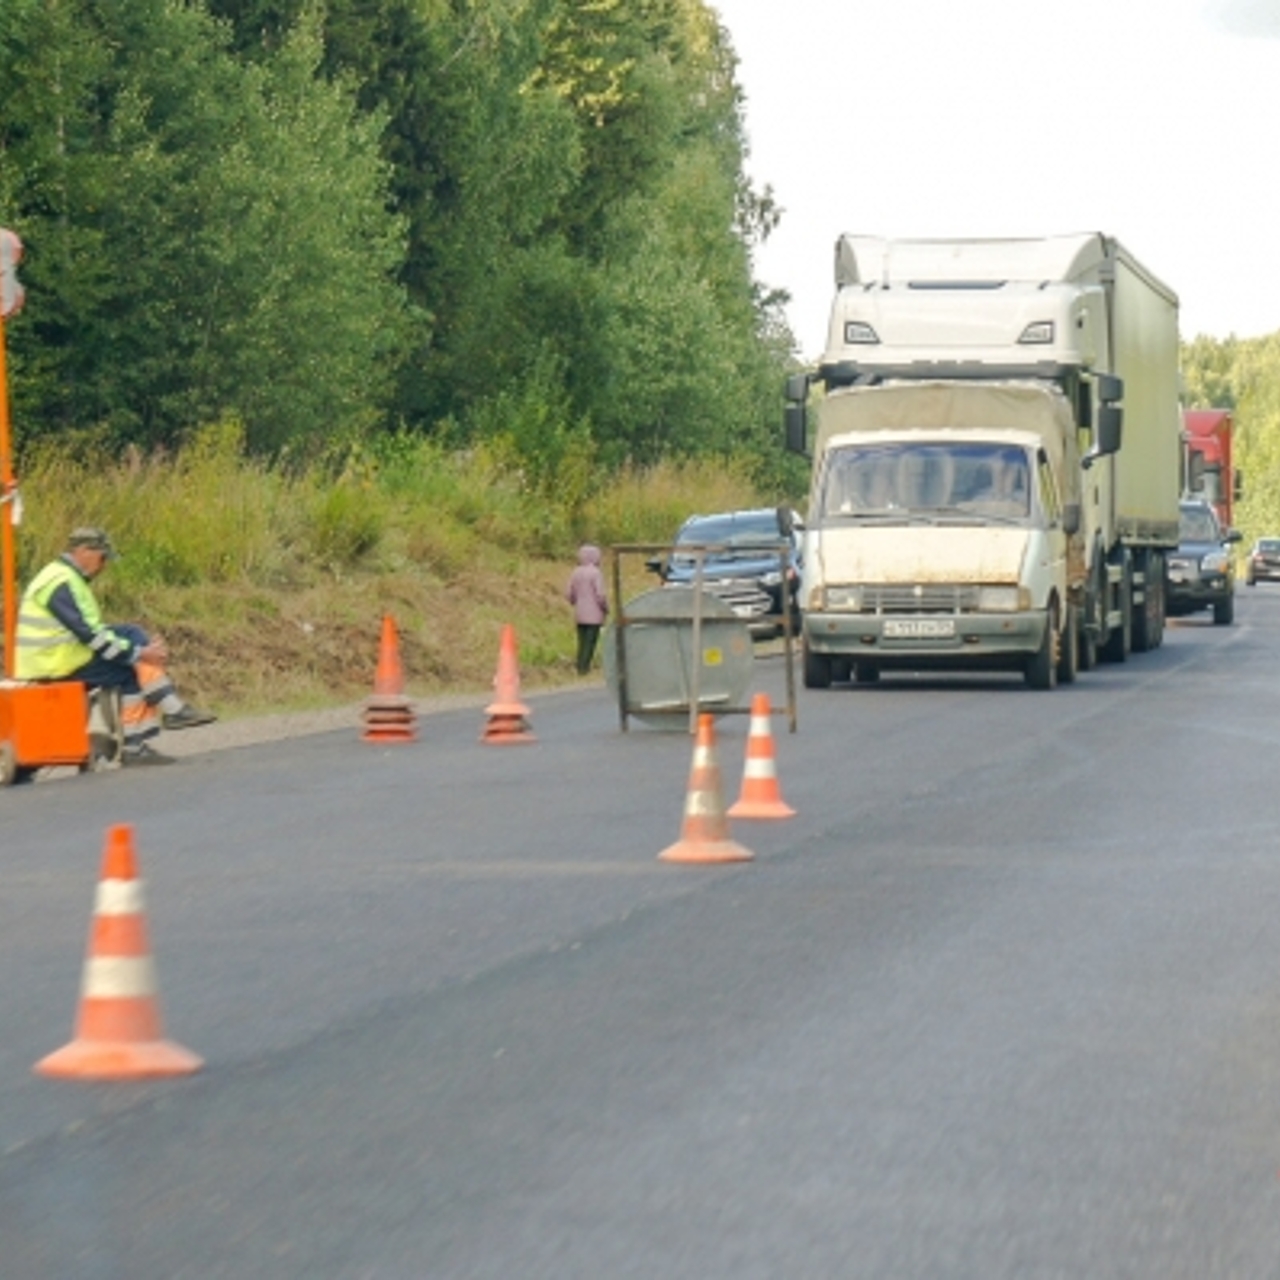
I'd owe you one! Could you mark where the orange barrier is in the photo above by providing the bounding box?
[34,824,203,1080]
[362,614,417,743]
[481,622,535,744]
[659,714,753,864]
[727,692,795,820]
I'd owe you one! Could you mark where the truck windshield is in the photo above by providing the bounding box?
[819,443,1031,522]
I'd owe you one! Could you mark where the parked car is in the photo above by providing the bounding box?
[1166,498,1242,625]
[648,507,803,639]
[1246,537,1280,586]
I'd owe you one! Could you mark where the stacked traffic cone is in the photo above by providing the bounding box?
[481,623,535,744]
[659,714,754,864]
[34,824,203,1080]
[728,693,796,820]
[362,614,416,743]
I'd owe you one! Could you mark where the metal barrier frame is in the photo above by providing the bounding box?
[608,543,798,734]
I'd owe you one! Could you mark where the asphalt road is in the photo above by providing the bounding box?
[5,592,1280,1278]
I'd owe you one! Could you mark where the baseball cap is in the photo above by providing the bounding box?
[67,527,119,559]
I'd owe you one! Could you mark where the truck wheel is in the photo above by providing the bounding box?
[1213,592,1235,625]
[854,664,881,684]
[1056,604,1079,684]
[802,641,832,689]
[1131,550,1163,653]
[1025,608,1059,690]
[1100,554,1132,663]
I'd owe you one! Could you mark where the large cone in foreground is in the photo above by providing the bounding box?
[34,824,203,1081]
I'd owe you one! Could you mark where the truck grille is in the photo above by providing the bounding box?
[860,584,981,614]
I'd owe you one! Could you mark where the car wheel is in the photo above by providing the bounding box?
[1213,592,1235,625]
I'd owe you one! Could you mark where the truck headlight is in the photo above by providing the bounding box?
[760,570,783,587]
[976,585,1027,612]
[823,585,864,611]
[1018,321,1054,344]
[1202,550,1229,574]
[844,321,880,344]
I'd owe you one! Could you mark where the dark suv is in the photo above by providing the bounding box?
[1166,498,1242,625]
[649,507,803,639]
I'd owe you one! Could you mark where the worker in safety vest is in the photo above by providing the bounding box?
[16,527,216,764]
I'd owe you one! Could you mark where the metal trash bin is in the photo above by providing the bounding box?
[605,586,753,730]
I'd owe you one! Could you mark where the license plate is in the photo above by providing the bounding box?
[883,618,956,638]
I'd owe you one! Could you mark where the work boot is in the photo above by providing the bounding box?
[162,705,218,731]
[122,744,176,766]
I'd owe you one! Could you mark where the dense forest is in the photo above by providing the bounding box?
[0,0,795,477]
[1184,334,1280,536]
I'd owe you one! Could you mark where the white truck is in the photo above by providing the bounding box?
[784,233,1183,689]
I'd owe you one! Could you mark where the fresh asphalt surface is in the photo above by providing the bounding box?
[6,594,1280,1277]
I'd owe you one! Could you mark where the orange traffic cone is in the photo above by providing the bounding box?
[728,693,795,820]
[659,714,754,864]
[481,623,535,744]
[362,614,417,743]
[34,824,202,1081]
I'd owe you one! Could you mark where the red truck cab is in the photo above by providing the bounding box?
[1183,409,1240,529]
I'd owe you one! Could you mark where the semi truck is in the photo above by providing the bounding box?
[1182,408,1239,528]
[784,233,1184,689]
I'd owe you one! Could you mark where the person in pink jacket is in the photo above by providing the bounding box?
[565,543,609,674]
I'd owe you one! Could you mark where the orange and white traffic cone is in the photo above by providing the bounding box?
[362,614,416,743]
[481,622,535,744]
[34,824,202,1080]
[659,714,754,864]
[728,692,795,820]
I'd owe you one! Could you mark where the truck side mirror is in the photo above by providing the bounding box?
[1234,467,1244,501]
[775,506,794,536]
[1062,503,1081,536]
[785,373,810,402]
[1097,374,1124,405]
[1225,528,1243,545]
[1187,451,1205,492]
[785,403,808,455]
[1096,404,1122,454]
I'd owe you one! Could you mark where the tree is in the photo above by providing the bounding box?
[0,0,409,451]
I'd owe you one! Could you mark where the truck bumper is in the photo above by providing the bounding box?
[804,610,1049,668]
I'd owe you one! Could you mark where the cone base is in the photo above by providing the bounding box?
[658,838,754,864]
[362,730,418,743]
[727,799,795,819]
[34,1037,203,1080]
[481,715,535,744]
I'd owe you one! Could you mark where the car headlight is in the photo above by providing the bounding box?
[760,570,782,587]
[1202,551,1229,573]
[822,585,864,611]
[976,585,1027,612]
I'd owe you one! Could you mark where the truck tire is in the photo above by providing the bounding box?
[1100,553,1132,663]
[1025,607,1059,690]
[1213,592,1235,625]
[1131,550,1165,652]
[803,641,832,689]
[1057,603,1079,684]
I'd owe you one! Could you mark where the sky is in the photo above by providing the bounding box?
[710,0,1280,358]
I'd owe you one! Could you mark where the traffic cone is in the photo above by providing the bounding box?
[481,622,535,744]
[728,693,796,820]
[34,824,203,1080]
[659,714,754,864]
[362,614,416,743]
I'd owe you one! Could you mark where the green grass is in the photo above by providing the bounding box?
[8,424,783,715]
